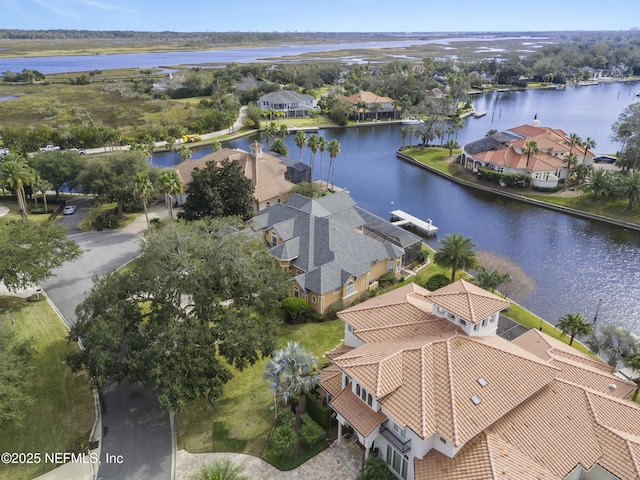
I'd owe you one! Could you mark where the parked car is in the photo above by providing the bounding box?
[594,155,616,164]
[39,144,61,152]
[63,205,77,215]
[68,148,87,155]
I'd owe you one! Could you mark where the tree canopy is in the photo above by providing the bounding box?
[67,218,288,411]
[182,159,255,221]
[0,220,82,291]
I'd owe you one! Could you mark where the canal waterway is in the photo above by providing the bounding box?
[154,82,640,333]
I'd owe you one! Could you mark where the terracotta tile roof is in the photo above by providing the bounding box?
[329,385,386,437]
[425,279,511,324]
[174,147,294,205]
[338,283,460,343]
[338,91,395,105]
[415,432,557,480]
[325,345,354,361]
[332,333,559,446]
[319,364,343,398]
[513,329,635,398]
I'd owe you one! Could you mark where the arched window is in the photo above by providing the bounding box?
[346,280,355,297]
[293,286,299,298]
[271,231,278,246]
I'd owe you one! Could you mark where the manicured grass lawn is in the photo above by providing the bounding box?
[177,320,344,457]
[77,201,138,232]
[0,199,57,225]
[524,191,640,226]
[0,297,94,480]
[401,147,464,177]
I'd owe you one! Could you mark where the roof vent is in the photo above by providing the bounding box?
[477,377,488,387]
[608,383,617,391]
[471,395,482,405]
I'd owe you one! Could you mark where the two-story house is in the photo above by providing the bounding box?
[251,191,410,313]
[321,280,640,480]
[461,118,594,189]
[257,90,318,118]
[173,141,301,212]
[338,91,399,121]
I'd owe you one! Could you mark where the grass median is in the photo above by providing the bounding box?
[0,296,94,480]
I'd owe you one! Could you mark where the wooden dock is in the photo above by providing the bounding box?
[473,111,487,118]
[390,210,439,236]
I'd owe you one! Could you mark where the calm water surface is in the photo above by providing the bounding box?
[154,83,640,332]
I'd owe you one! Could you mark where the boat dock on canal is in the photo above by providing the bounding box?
[390,210,439,236]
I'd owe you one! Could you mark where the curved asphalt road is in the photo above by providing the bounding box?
[42,224,172,480]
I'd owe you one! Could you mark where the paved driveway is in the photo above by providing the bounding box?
[42,228,172,480]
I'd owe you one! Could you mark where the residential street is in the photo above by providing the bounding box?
[41,204,173,480]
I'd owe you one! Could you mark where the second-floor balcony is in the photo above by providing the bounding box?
[380,420,411,453]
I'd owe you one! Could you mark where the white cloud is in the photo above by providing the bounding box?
[31,0,81,20]
[75,0,142,16]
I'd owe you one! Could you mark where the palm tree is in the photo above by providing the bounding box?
[472,266,510,293]
[400,126,411,147]
[616,170,640,210]
[270,137,289,156]
[563,152,578,190]
[587,325,637,368]
[623,349,640,401]
[158,169,183,220]
[263,341,319,418]
[211,140,222,152]
[191,459,248,480]
[582,136,596,162]
[179,145,192,163]
[433,233,477,283]
[0,152,32,219]
[557,313,593,346]
[579,167,610,199]
[133,172,154,229]
[294,130,307,162]
[277,123,289,139]
[34,176,52,214]
[522,140,539,170]
[263,121,278,149]
[317,136,327,188]
[327,139,341,191]
[307,134,321,180]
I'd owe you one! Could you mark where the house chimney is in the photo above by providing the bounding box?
[532,113,540,128]
[248,141,263,187]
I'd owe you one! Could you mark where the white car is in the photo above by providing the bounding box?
[63,205,77,215]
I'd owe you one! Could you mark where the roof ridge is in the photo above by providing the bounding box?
[485,433,499,479]
[420,344,428,438]
[627,438,640,477]
[466,336,563,370]
[445,337,460,447]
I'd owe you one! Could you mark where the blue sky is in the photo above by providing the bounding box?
[1,0,639,32]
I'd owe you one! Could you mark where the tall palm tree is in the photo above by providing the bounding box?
[587,325,637,368]
[433,233,477,282]
[327,139,341,192]
[263,341,319,418]
[557,313,593,346]
[563,152,578,190]
[133,172,154,229]
[582,137,596,162]
[307,134,321,180]
[623,349,640,401]
[0,152,32,219]
[34,177,52,214]
[317,136,327,188]
[522,140,539,170]
[158,169,183,220]
[263,121,278,149]
[211,140,222,152]
[294,130,307,162]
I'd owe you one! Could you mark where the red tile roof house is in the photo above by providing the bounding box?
[337,90,400,121]
[461,118,594,190]
[320,280,640,480]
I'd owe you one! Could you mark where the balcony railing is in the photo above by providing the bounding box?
[380,420,411,453]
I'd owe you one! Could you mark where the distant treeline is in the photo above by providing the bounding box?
[0,29,403,43]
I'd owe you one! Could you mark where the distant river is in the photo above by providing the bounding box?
[154,81,640,333]
[0,38,454,74]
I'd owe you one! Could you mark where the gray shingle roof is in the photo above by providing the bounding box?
[252,192,406,295]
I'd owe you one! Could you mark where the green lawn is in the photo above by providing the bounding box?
[0,297,95,480]
[177,320,344,457]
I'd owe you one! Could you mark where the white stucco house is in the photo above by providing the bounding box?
[321,280,640,480]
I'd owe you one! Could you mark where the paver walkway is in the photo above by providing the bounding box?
[176,437,363,480]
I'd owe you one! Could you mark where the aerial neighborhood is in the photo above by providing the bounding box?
[3,27,640,480]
